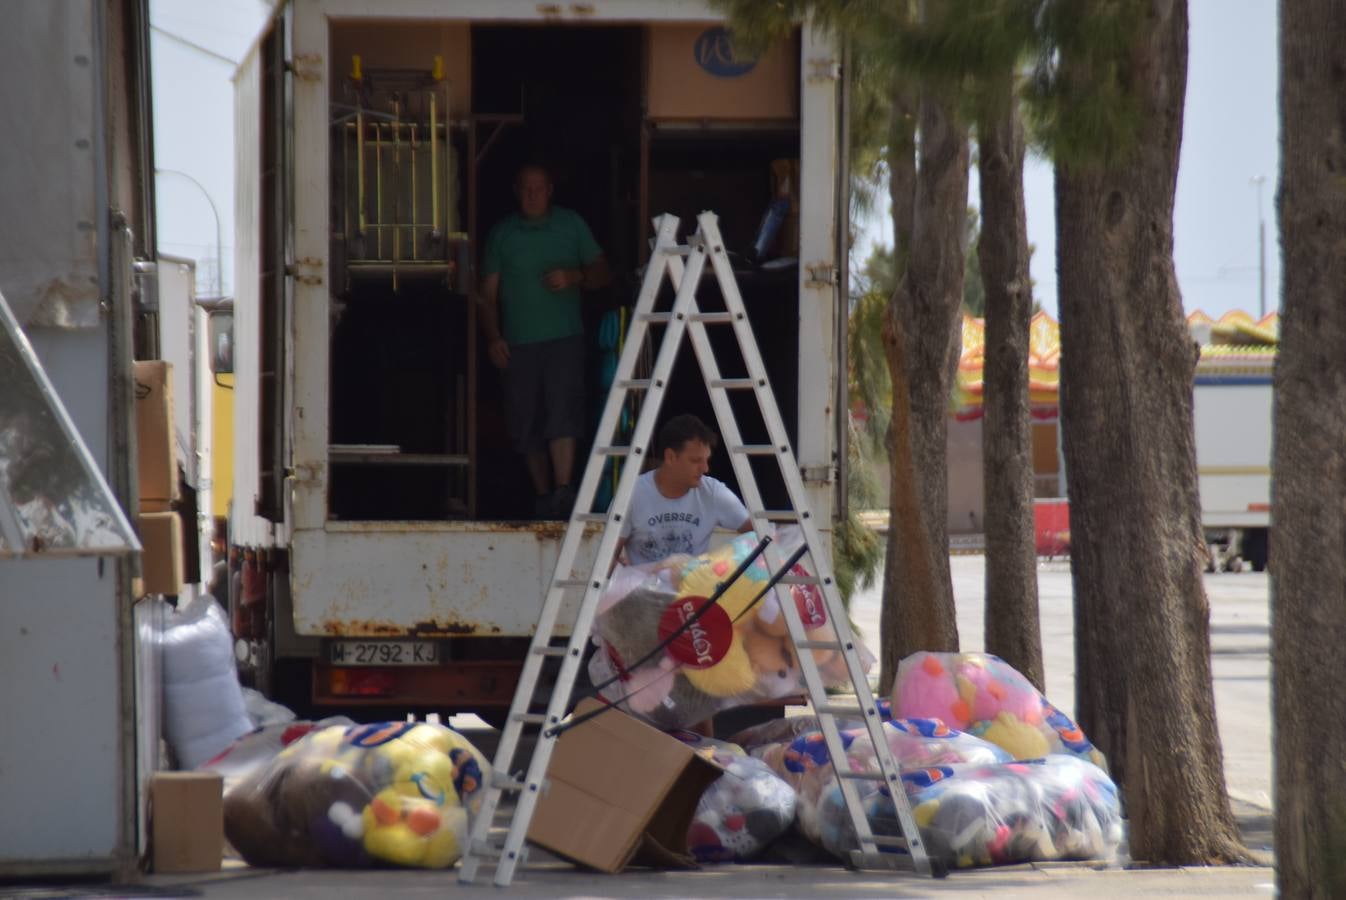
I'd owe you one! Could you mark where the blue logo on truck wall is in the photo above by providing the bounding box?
[694,27,758,77]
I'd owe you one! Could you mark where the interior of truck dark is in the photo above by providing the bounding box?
[325,22,802,522]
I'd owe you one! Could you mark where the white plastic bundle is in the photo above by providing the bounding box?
[161,596,253,769]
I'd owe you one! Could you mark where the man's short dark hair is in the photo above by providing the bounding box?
[659,414,718,456]
[515,162,553,187]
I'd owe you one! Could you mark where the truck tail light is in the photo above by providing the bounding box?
[329,668,398,697]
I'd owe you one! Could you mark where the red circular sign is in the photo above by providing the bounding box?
[791,564,827,629]
[658,596,733,669]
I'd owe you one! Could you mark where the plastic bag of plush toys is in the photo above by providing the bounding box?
[222,720,489,869]
[588,530,874,729]
[753,717,1011,845]
[816,755,1123,868]
[668,731,797,862]
[891,651,1108,770]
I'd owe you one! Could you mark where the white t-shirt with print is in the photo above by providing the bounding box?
[620,470,749,565]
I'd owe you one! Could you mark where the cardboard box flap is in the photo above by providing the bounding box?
[546,703,693,818]
[527,700,725,873]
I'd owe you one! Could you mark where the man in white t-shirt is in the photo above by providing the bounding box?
[616,414,753,566]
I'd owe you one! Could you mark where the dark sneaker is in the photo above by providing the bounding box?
[551,483,577,518]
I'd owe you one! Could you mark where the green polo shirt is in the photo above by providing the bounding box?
[483,207,603,345]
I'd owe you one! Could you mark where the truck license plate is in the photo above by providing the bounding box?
[328,640,438,666]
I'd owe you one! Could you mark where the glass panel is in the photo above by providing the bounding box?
[0,289,140,557]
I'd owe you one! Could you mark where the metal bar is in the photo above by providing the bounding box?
[430,89,439,237]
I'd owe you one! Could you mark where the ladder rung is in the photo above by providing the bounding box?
[661,245,694,257]
[553,578,592,589]
[865,835,911,850]
[753,510,801,521]
[638,312,672,324]
[615,378,651,390]
[816,703,869,718]
[731,444,776,455]
[511,713,548,725]
[839,770,888,782]
[469,840,529,862]
[777,573,821,585]
[712,378,757,390]
[594,445,631,457]
[689,311,734,323]
[531,645,568,657]
[795,640,842,651]
[490,773,526,791]
[573,513,608,524]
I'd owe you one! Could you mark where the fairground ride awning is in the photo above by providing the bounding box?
[951,309,1280,421]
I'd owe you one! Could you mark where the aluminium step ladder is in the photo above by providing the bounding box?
[459,212,935,886]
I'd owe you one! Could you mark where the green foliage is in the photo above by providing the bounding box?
[848,244,894,449]
[1026,0,1147,168]
[963,207,985,316]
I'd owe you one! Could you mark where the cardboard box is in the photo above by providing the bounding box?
[134,360,178,508]
[646,24,800,121]
[137,511,184,597]
[151,772,223,873]
[528,700,724,873]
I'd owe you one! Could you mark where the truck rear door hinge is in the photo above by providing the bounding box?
[805,262,839,288]
[288,257,324,287]
[801,464,835,485]
[289,54,323,82]
[808,58,842,83]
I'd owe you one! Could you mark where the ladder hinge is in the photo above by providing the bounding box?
[801,464,835,484]
[808,58,842,83]
[805,262,839,288]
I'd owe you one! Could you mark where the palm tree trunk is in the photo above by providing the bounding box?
[880,83,967,690]
[1055,0,1247,864]
[977,82,1044,690]
[1273,0,1346,894]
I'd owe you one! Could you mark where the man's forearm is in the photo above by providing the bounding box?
[579,257,611,290]
[479,297,503,342]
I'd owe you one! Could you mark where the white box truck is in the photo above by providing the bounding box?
[1192,331,1274,572]
[226,1,847,717]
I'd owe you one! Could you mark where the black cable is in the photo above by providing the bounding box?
[584,535,772,699]
[547,540,814,739]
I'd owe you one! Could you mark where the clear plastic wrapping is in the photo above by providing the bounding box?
[222,721,489,869]
[588,530,874,729]
[753,718,1011,845]
[892,651,1108,770]
[664,731,798,863]
[817,755,1123,868]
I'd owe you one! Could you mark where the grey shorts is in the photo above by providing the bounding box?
[502,334,586,453]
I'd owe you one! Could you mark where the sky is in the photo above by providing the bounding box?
[151,0,1280,320]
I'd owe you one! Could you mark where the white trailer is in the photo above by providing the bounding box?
[0,0,157,877]
[1193,350,1273,572]
[228,1,846,715]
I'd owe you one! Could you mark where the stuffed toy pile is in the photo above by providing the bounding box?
[668,731,797,862]
[816,755,1123,867]
[589,531,872,729]
[753,717,1011,845]
[891,651,1108,770]
[223,720,489,869]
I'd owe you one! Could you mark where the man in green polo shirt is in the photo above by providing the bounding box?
[480,163,610,518]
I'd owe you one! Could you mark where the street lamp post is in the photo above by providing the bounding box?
[1250,174,1266,319]
[156,167,224,300]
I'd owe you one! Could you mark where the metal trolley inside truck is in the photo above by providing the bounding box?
[227,0,846,720]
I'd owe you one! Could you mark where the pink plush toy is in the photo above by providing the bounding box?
[954,656,1042,726]
[895,653,972,729]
